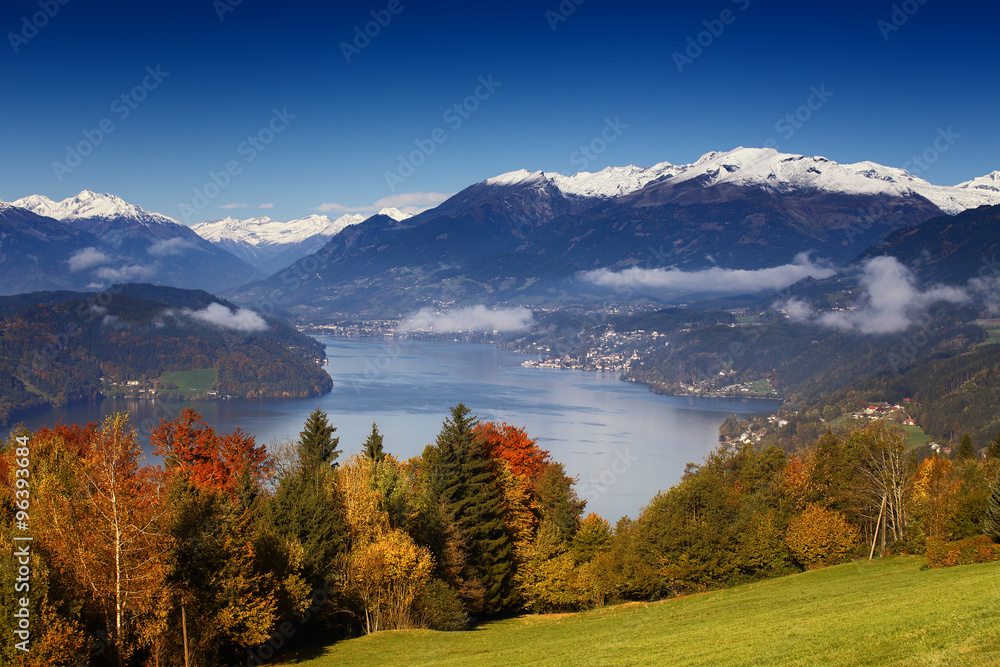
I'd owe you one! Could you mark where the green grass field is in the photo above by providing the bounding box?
[902,423,930,447]
[280,557,1000,667]
[157,368,218,397]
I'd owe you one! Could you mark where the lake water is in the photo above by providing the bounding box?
[8,337,780,520]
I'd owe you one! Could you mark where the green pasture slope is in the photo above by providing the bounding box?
[157,368,218,397]
[282,556,1000,667]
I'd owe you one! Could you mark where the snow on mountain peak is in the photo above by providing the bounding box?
[12,190,180,226]
[480,147,1000,214]
[956,170,1000,193]
[376,207,413,222]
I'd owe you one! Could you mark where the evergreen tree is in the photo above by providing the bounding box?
[985,469,1000,542]
[987,430,1000,460]
[268,410,347,589]
[432,404,515,615]
[956,433,976,461]
[298,408,340,469]
[363,422,385,462]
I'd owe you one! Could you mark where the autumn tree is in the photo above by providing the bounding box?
[911,456,961,542]
[474,421,550,480]
[152,408,273,494]
[45,414,168,666]
[785,504,859,568]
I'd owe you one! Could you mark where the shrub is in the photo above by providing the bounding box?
[414,579,468,631]
[785,504,859,568]
[926,535,1000,568]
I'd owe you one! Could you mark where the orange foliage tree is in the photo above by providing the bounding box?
[152,408,273,493]
[474,422,550,480]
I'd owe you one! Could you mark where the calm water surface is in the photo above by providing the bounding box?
[10,337,780,520]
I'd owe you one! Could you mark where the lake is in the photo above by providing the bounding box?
[8,337,780,520]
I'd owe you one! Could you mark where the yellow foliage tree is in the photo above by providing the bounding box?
[346,529,433,634]
[911,456,961,542]
[785,503,859,568]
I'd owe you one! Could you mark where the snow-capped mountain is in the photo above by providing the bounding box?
[483,148,1000,214]
[956,170,1000,194]
[3,191,261,293]
[13,190,180,227]
[192,208,413,274]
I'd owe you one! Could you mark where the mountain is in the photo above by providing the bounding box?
[0,283,332,424]
[0,202,120,294]
[192,207,412,274]
[858,204,1000,284]
[236,148,996,319]
[956,170,1000,194]
[8,191,262,293]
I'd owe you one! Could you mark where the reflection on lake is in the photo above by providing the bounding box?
[8,337,780,520]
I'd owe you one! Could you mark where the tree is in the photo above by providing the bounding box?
[987,430,1000,460]
[911,456,960,542]
[851,421,914,546]
[363,422,385,462]
[985,468,1000,542]
[298,408,340,470]
[431,404,515,615]
[571,513,613,564]
[956,433,976,461]
[45,414,168,666]
[474,421,550,480]
[785,504,859,568]
[268,411,348,589]
[152,408,273,494]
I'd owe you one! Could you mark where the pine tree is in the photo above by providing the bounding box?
[298,408,340,469]
[986,469,1000,542]
[433,404,515,615]
[956,433,976,461]
[363,422,385,462]
[987,430,1000,460]
[268,410,347,589]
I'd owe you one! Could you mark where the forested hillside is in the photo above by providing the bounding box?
[0,284,331,423]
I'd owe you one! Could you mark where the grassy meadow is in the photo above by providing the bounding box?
[279,556,1000,667]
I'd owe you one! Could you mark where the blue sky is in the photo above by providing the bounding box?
[1,0,997,223]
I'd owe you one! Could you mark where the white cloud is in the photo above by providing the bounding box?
[259,203,275,209]
[580,253,836,295]
[314,192,454,216]
[68,247,111,271]
[397,305,534,333]
[149,237,198,257]
[784,256,970,334]
[95,264,155,282]
[220,203,249,209]
[185,303,268,332]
